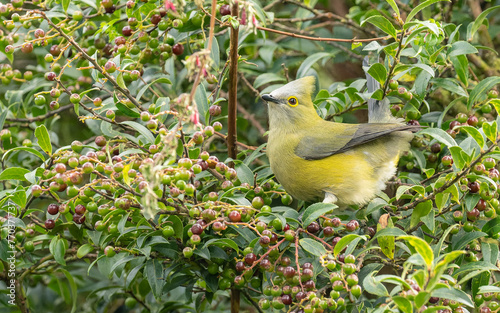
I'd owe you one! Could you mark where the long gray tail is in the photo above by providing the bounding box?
[363,57,397,123]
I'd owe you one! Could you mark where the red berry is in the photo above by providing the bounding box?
[220,4,231,16]
[50,45,61,56]
[467,115,478,126]
[21,43,33,53]
[191,223,203,235]
[47,203,59,215]
[150,14,161,25]
[467,208,480,221]
[228,210,241,222]
[75,204,86,215]
[244,253,256,265]
[73,214,86,224]
[172,43,184,55]
[45,219,55,229]
[122,26,132,36]
[46,72,56,81]
[468,181,480,193]
[306,222,320,233]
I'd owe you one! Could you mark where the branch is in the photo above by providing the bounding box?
[6,104,73,123]
[227,3,239,162]
[257,26,391,43]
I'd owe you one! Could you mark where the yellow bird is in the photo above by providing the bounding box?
[262,60,416,206]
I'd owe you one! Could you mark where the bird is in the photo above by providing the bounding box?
[261,58,417,206]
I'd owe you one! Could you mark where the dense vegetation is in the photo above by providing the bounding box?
[1,0,500,312]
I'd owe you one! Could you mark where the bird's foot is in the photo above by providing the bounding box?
[323,192,338,204]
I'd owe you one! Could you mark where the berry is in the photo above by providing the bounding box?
[220,4,231,16]
[244,253,256,265]
[467,115,478,126]
[75,204,86,215]
[46,72,56,81]
[467,208,480,221]
[47,203,59,215]
[70,93,81,104]
[172,43,184,55]
[228,210,241,222]
[104,60,116,73]
[122,26,132,36]
[45,219,55,229]
[389,79,398,90]
[104,246,116,257]
[307,222,320,233]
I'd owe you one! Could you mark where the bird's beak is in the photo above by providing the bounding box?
[262,94,278,103]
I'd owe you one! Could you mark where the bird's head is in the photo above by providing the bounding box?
[261,76,319,130]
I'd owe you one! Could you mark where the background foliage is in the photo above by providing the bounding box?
[1,0,500,312]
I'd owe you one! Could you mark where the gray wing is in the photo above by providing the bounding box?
[295,123,417,160]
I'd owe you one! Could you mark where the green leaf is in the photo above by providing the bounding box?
[361,15,397,39]
[407,0,450,23]
[369,227,407,241]
[50,237,67,266]
[0,167,30,181]
[62,0,70,12]
[235,163,254,185]
[253,73,286,89]
[468,77,500,110]
[202,238,239,253]
[459,125,485,149]
[146,259,164,299]
[398,236,434,269]
[418,128,457,147]
[393,296,413,313]
[448,41,478,57]
[302,203,336,227]
[296,52,331,78]
[120,121,155,144]
[433,224,460,257]
[116,102,140,118]
[482,217,500,236]
[452,231,486,250]
[165,215,183,239]
[479,286,500,294]
[194,83,209,124]
[333,234,363,257]
[449,146,466,169]
[377,275,412,290]
[136,77,171,101]
[432,78,467,97]
[431,288,473,307]
[470,5,500,40]
[205,37,220,70]
[491,99,500,117]
[481,242,499,265]
[410,200,433,229]
[450,55,469,86]
[299,238,327,257]
[453,261,499,277]
[386,0,400,18]
[483,121,498,143]
[77,244,94,258]
[415,291,430,308]
[3,146,46,162]
[35,124,52,155]
[363,272,389,296]
[367,63,388,85]
[56,268,77,313]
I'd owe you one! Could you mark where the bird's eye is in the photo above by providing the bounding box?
[287,96,298,107]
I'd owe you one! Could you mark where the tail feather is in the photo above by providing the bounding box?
[363,57,399,123]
